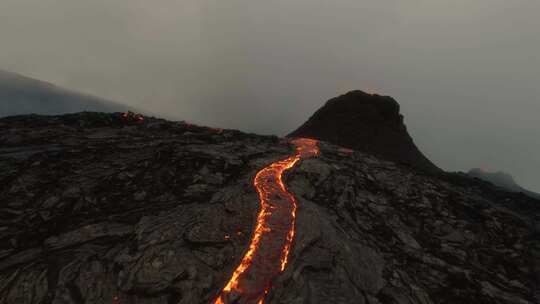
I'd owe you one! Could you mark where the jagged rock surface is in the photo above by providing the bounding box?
[288,90,441,174]
[0,113,538,304]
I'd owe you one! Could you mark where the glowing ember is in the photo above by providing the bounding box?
[338,147,354,155]
[214,138,319,304]
[120,111,144,124]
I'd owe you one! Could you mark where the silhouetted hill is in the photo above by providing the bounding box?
[288,90,441,174]
[0,69,131,117]
[469,168,540,200]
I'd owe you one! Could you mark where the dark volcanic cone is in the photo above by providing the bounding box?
[288,90,440,173]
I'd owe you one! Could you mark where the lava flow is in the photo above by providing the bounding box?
[214,138,319,304]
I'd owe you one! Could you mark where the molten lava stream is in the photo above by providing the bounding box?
[214,138,319,304]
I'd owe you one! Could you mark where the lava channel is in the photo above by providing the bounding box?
[214,138,319,304]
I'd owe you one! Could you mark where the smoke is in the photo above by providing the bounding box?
[0,0,539,191]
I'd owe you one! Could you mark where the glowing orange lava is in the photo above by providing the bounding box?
[214,138,319,304]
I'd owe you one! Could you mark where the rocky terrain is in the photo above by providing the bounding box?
[288,90,440,174]
[0,109,539,303]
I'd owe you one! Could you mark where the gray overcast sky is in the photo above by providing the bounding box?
[1,1,539,191]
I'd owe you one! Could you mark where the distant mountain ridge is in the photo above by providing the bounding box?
[0,69,131,117]
[468,168,540,200]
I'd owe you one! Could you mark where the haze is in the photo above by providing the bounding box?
[1,1,539,191]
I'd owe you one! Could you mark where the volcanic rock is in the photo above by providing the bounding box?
[288,90,440,173]
[0,112,539,304]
